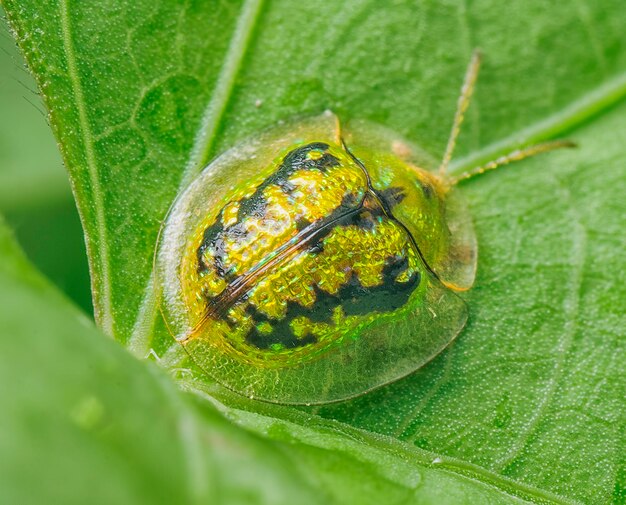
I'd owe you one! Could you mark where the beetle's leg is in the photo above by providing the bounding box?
[438,50,482,176]
[449,140,576,185]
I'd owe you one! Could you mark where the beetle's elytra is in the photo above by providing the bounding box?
[155,53,573,404]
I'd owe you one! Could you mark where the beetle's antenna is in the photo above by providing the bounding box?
[449,140,576,185]
[438,50,482,176]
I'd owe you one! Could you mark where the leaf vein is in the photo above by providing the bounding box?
[180,0,265,188]
[493,176,586,471]
[449,70,626,176]
[128,0,265,356]
[60,0,114,335]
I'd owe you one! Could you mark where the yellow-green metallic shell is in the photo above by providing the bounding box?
[343,119,477,291]
[155,112,474,404]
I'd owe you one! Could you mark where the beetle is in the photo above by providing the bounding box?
[155,52,573,404]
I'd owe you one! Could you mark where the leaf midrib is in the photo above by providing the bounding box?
[128,0,265,355]
[180,0,265,189]
[59,0,114,335]
[450,70,626,175]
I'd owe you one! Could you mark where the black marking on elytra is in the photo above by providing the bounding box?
[376,186,406,210]
[244,304,318,350]
[341,255,420,317]
[201,193,395,323]
[236,142,340,222]
[196,142,341,281]
[196,199,369,322]
[421,181,434,199]
[197,216,250,279]
[306,238,325,255]
[294,193,385,259]
[295,217,311,231]
[341,137,442,281]
[197,212,224,275]
[352,206,382,231]
[242,253,420,350]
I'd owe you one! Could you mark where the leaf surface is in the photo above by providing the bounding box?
[0,219,558,504]
[2,1,625,503]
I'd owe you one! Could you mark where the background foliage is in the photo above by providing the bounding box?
[1,1,625,503]
[0,17,90,311]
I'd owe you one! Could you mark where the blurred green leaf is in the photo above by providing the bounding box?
[0,11,65,208]
[1,218,560,504]
[0,11,91,312]
[4,198,92,313]
[2,0,625,503]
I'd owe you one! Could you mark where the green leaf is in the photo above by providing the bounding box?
[2,0,625,503]
[0,11,91,311]
[0,10,66,209]
[318,102,626,503]
[1,218,563,504]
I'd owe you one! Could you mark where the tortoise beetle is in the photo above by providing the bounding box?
[155,53,572,404]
